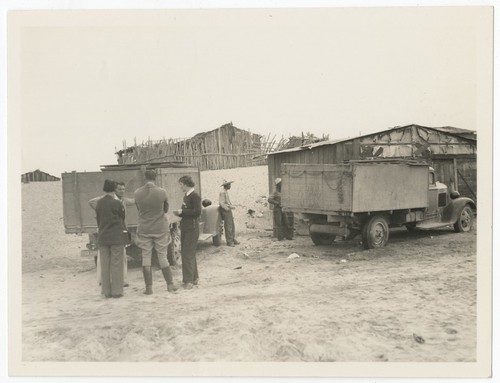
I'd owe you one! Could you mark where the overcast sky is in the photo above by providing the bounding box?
[11,6,491,176]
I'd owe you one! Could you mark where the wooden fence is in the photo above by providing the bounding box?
[116,123,329,171]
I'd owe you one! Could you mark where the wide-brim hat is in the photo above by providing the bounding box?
[221,179,234,187]
[275,177,282,185]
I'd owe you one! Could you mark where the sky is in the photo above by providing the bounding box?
[10,6,492,176]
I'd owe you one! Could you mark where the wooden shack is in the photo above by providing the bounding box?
[268,125,477,201]
[116,123,266,171]
[21,169,61,183]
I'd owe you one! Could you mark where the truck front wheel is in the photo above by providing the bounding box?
[362,215,389,249]
[454,205,474,233]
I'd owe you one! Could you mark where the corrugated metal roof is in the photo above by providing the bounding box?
[268,124,476,156]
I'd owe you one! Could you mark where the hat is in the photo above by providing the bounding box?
[275,177,282,185]
[221,179,234,187]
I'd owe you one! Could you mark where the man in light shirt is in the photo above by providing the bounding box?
[219,180,240,247]
[134,170,178,295]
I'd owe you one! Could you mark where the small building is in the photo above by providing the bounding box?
[268,124,477,201]
[116,123,266,171]
[21,169,61,183]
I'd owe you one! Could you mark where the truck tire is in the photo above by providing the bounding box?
[212,234,221,246]
[405,223,417,232]
[310,232,335,246]
[454,205,474,233]
[168,226,181,265]
[362,215,389,249]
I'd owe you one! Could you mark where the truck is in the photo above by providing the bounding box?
[62,163,222,263]
[280,160,476,249]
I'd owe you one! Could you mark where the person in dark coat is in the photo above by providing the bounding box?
[268,177,293,241]
[173,175,201,290]
[95,179,128,298]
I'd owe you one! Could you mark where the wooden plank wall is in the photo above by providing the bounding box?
[117,124,266,171]
[21,170,61,183]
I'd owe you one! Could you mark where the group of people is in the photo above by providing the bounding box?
[90,171,241,299]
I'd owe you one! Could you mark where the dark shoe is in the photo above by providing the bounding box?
[144,286,153,295]
[104,294,112,299]
[183,283,193,290]
[227,243,235,247]
[193,279,199,286]
[111,294,123,298]
[233,240,240,245]
[123,283,129,287]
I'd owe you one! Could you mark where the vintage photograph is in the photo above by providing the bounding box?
[6,4,494,379]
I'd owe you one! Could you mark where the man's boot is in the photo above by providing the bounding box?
[142,266,153,295]
[161,266,178,293]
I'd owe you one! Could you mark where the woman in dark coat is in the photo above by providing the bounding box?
[173,175,202,289]
[95,179,128,298]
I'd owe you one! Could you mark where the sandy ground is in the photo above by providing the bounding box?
[21,165,477,362]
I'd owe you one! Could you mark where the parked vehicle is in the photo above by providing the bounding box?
[281,160,476,249]
[62,163,222,263]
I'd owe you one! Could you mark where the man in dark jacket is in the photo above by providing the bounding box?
[268,178,293,241]
[95,179,128,298]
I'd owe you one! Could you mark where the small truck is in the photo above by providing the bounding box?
[62,163,222,263]
[281,160,475,249]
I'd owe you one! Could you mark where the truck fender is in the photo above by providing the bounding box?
[441,197,476,223]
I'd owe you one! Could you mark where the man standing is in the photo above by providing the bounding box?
[219,180,239,247]
[89,181,134,286]
[268,178,293,241]
[95,179,127,298]
[134,170,177,295]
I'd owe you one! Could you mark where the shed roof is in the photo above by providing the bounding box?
[268,124,476,156]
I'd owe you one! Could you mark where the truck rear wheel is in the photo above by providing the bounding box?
[362,215,389,249]
[212,234,221,246]
[310,232,335,246]
[454,205,473,232]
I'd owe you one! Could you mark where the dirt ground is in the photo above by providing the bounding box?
[21,165,477,362]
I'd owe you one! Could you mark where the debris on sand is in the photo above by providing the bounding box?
[245,222,256,229]
[413,333,425,344]
[287,253,300,262]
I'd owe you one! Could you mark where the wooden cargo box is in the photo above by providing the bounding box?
[281,162,429,214]
[62,166,200,234]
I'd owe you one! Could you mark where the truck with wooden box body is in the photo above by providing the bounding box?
[62,163,222,263]
[281,161,475,249]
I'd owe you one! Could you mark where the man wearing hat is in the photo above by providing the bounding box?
[219,179,239,247]
[268,177,293,241]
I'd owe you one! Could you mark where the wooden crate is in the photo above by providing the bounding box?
[62,167,200,234]
[281,162,429,214]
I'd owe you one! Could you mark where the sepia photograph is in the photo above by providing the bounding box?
[3,1,495,380]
